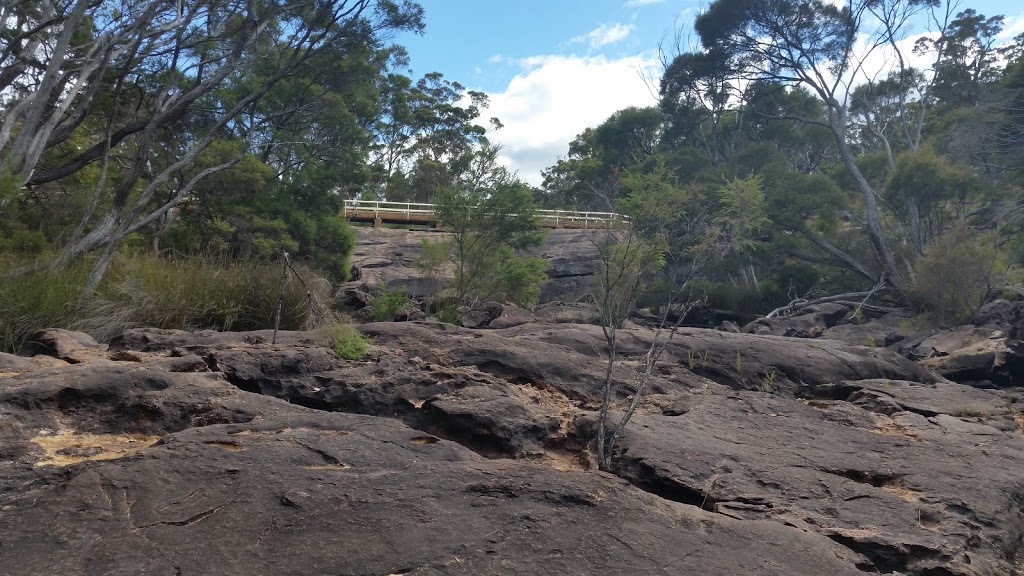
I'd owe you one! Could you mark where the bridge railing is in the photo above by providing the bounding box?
[535,209,630,227]
[342,199,629,228]
[342,200,435,219]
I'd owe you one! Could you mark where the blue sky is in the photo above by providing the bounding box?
[394,0,1024,186]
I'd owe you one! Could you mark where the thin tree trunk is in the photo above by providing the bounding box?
[833,125,908,293]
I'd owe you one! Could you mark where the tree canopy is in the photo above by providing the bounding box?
[539,0,1024,319]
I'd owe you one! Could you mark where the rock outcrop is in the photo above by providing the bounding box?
[350,227,601,303]
[3,320,1023,575]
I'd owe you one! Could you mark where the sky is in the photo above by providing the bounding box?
[394,0,1024,187]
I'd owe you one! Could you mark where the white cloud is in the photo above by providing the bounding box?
[624,0,664,7]
[482,54,659,186]
[998,13,1024,41]
[573,23,635,49]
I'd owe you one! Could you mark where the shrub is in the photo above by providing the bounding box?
[911,226,1005,326]
[325,323,369,360]
[0,256,90,352]
[427,296,460,325]
[0,253,330,352]
[371,287,411,322]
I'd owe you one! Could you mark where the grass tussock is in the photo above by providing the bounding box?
[0,253,334,353]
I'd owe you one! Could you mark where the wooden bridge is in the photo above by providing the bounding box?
[341,199,629,229]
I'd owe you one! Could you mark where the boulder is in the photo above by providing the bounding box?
[742,302,850,338]
[822,311,913,348]
[716,320,741,333]
[970,298,1024,336]
[362,321,942,396]
[528,228,602,303]
[459,301,504,328]
[109,327,318,354]
[335,282,374,310]
[917,337,1024,386]
[19,328,105,362]
[0,352,67,374]
[914,325,1000,357]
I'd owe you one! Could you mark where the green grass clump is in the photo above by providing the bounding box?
[0,253,330,352]
[370,286,411,322]
[426,296,460,325]
[318,321,369,360]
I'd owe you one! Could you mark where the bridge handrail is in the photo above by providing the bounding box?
[342,199,630,223]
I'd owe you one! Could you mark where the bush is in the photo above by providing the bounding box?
[912,226,1005,326]
[0,253,330,352]
[426,296,460,325]
[310,216,355,281]
[0,256,90,352]
[370,287,410,322]
[323,322,369,359]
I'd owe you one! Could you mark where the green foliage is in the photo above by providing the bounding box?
[717,174,768,252]
[0,169,19,205]
[911,226,1006,325]
[885,148,990,252]
[618,160,716,264]
[309,216,355,280]
[0,226,50,255]
[490,248,549,308]
[416,238,450,275]
[371,287,411,322]
[0,254,327,352]
[593,233,667,329]
[435,179,548,306]
[164,153,356,281]
[426,296,461,325]
[328,325,370,360]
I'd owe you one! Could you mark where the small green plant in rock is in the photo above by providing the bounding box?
[735,350,743,373]
[759,370,777,393]
[687,350,697,370]
[317,320,369,360]
[864,336,877,348]
[427,296,460,325]
[371,286,410,322]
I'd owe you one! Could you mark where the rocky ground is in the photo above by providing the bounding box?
[2,314,1023,575]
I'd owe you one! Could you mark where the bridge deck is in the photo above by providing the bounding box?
[342,200,627,230]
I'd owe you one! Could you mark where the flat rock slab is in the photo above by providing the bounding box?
[0,360,865,576]
[362,321,941,395]
[612,383,1024,575]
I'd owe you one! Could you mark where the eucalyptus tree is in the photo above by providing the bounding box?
[369,71,496,202]
[690,0,961,295]
[0,0,424,290]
